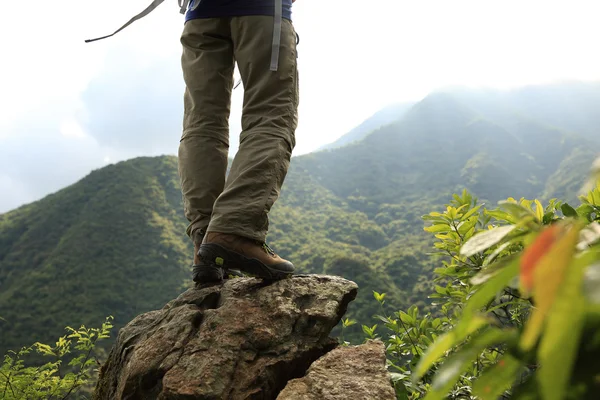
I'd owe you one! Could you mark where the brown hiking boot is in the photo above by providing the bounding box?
[198,232,294,280]
[191,230,245,283]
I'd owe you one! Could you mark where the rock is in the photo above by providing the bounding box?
[277,340,396,400]
[93,275,358,400]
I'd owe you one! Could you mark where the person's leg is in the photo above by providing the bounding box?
[208,15,298,240]
[178,17,235,266]
[198,15,299,280]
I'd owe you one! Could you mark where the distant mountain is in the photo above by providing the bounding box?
[298,91,598,213]
[0,157,192,354]
[1,82,599,354]
[318,102,414,151]
[442,81,600,141]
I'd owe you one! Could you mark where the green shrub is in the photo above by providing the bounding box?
[368,162,600,399]
[0,316,113,400]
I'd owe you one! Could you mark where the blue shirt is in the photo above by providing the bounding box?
[185,0,293,22]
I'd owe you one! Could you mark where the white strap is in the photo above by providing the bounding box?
[270,0,283,71]
[85,0,167,43]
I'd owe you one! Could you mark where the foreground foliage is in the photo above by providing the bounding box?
[368,162,600,399]
[0,317,113,400]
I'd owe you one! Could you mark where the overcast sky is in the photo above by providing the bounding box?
[1,0,600,213]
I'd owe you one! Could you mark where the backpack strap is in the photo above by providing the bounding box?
[85,0,202,43]
[269,0,283,71]
[85,0,166,43]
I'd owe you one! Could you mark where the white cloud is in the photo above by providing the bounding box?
[60,119,87,139]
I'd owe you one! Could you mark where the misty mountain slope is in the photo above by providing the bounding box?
[445,81,600,142]
[318,102,414,151]
[295,92,599,220]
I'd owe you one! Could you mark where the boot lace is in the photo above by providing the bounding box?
[262,243,277,257]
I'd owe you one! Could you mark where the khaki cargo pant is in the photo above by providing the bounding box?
[178,16,299,243]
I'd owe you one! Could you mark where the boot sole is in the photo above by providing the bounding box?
[198,243,294,280]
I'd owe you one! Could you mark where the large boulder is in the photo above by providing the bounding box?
[277,339,396,400]
[93,275,358,400]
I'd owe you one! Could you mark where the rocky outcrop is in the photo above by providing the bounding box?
[277,340,396,400]
[93,275,358,400]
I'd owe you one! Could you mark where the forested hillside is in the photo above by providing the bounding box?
[1,82,598,355]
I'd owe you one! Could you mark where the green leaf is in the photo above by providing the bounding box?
[576,204,595,220]
[410,306,419,320]
[537,251,590,400]
[460,205,482,222]
[471,253,519,286]
[460,225,516,257]
[434,285,448,295]
[398,311,415,325]
[424,224,452,233]
[457,217,478,236]
[473,354,523,399]
[390,372,409,382]
[479,240,515,269]
[461,258,520,327]
[534,199,544,222]
[392,377,410,400]
[413,315,489,382]
[542,211,556,225]
[561,203,578,218]
[373,291,387,303]
[485,209,517,224]
[362,324,378,338]
[342,318,356,327]
[499,201,535,219]
[424,328,513,400]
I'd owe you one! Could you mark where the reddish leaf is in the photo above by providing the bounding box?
[519,225,561,293]
[520,223,582,351]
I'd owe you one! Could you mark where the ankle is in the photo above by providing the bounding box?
[192,228,206,245]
